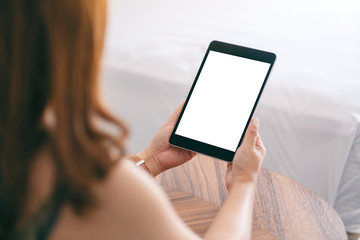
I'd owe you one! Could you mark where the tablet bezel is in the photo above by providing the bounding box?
[169,40,276,162]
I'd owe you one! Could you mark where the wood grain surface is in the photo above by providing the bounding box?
[157,155,347,239]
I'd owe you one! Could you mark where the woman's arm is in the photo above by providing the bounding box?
[119,119,264,240]
[204,179,256,240]
[203,118,265,240]
[116,95,265,239]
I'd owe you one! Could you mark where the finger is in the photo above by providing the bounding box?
[241,118,259,149]
[167,99,186,124]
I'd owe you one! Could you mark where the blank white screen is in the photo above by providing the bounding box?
[175,51,270,152]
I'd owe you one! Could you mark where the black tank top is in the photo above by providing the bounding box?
[10,183,66,240]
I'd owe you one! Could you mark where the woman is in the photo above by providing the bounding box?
[0,0,266,239]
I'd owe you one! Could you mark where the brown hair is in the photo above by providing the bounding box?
[0,0,127,236]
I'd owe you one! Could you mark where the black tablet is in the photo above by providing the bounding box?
[169,41,276,162]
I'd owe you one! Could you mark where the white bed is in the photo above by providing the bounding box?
[101,0,360,232]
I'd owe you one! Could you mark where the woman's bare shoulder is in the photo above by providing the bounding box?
[51,160,200,240]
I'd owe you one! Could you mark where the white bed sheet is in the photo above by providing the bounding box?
[101,0,360,232]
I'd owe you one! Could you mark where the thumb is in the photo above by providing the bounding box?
[241,118,259,149]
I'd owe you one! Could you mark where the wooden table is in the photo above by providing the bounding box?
[157,155,347,239]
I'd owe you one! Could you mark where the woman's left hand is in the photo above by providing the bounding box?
[137,100,196,176]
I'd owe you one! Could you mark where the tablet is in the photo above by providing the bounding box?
[169,41,276,162]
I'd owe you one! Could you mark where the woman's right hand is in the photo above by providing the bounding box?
[225,118,266,191]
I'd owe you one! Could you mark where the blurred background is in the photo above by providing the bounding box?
[100,0,360,234]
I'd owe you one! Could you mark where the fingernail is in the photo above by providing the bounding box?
[253,118,259,128]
